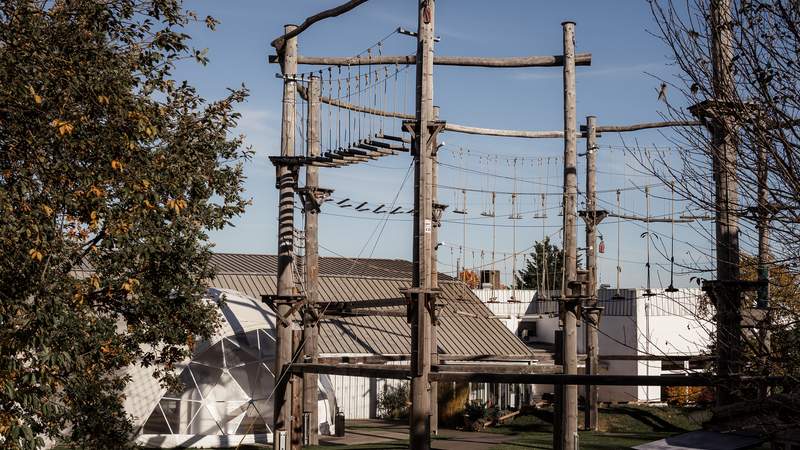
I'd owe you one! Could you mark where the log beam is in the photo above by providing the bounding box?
[444,122,568,139]
[591,120,701,133]
[288,363,784,387]
[271,0,370,52]
[269,53,593,67]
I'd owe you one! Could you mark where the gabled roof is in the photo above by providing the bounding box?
[211,253,454,281]
[209,253,531,358]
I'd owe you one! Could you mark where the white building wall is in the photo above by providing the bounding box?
[329,374,407,420]
[473,287,713,404]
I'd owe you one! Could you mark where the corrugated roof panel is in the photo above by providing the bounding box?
[203,254,530,357]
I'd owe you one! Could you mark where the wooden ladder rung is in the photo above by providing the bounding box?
[375,133,409,143]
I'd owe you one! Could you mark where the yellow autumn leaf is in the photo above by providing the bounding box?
[27,85,42,104]
[166,198,187,213]
[28,249,43,262]
[41,204,54,217]
[144,125,156,137]
[144,199,155,209]
[111,160,123,171]
[121,278,139,293]
[90,274,100,290]
[88,186,104,197]
[97,95,109,105]
[51,119,74,136]
[89,211,99,230]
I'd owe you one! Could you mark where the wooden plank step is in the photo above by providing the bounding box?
[375,133,410,143]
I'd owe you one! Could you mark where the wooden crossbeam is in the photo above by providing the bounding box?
[608,212,696,223]
[323,309,408,318]
[590,120,701,133]
[271,53,594,67]
[315,354,546,364]
[430,372,718,385]
[288,363,786,386]
[432,364,561,374]
[599,355,712,362]
[289,363,411,380]
[444,122,573,139]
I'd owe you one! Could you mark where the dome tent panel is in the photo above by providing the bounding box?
[133,288,336,448]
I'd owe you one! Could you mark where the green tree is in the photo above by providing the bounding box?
[516,237,566,292]
[0,1,250,448]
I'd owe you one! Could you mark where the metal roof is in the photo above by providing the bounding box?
[210,254,531,358]
[211,253,454,281]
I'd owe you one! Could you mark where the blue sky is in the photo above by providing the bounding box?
[173,1,727,289]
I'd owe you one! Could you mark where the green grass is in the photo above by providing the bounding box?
[483,405,708,450]
[489,431,680,450]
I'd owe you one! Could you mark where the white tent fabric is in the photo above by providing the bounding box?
[124,289,336,448]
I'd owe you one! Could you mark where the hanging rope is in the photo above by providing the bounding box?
[666,181,679,293]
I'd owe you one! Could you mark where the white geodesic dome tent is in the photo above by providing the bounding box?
[124,288,337,448]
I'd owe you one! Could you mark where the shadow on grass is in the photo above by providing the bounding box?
[600,406,687,433]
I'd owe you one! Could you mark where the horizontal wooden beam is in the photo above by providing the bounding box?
[429,372,783,386]
[433,364,562,374]
[592,120,701,133]
[289,363,411,380]
[271,0,370,52]
[599,354,712,362]
[323,309,407,318]
[270,53,593,67]
[290,363,786,386]
[444,122,571,139]
[297,84,414,120]
[607,212,696,223]
[318,355,408,364]
[316,353,546,364]
[439,354,546,362]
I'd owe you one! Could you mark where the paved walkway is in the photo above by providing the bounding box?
[318,420,516,450]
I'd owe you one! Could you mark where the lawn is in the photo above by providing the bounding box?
[486,405,768,450]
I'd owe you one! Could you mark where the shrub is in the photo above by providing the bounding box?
[377,383,410,419]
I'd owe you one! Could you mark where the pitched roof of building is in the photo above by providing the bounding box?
[209,253,531,358]
[211,253,454,281]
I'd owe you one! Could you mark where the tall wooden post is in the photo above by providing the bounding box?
[291,330,303,450]
[410,1,436,448]
[756,143,770,397]
[274,23,298,450]
[583,115,602,431]
[709,0,741,406]
[302,75,321,446]
[558,20,579,450]
[430,105,441,436]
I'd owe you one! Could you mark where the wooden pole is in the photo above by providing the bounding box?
[583,116,601,431]
[756,143,771,398]
[302,75,321,446]
[430,105,441,436]
[410,0,435,448]
[274,23,298,450]
[558,20,579,450]
[709,0,742,407]
[291,330,303,450]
